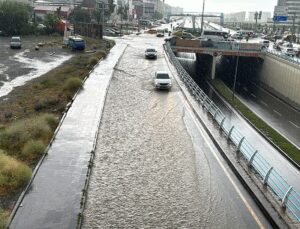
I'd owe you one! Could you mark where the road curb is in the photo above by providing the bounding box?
[77,43,128,229]
[163,46,288,229]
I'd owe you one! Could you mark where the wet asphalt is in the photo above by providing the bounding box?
[0,36,71,98]
[82,34,271,228]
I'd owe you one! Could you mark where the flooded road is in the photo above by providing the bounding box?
[0,36,72,98]
[82,34,271,228]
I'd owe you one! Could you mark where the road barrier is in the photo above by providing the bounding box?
[164,42,300,223]
[266,49,300,65]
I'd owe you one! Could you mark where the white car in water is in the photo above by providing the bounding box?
[10,36,21,49]
[153,71,172,90]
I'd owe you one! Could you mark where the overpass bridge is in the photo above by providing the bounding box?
[170,39,263,79]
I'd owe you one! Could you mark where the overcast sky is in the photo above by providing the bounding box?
[168,0,278,13]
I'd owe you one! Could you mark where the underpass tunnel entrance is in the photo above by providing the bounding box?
[176,52,264,100]
[216,56,264,94]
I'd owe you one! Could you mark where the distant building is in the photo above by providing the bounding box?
[34,5,72,19]
[247,12,271,23]
[274,0,300,24]
[224,12,246,22]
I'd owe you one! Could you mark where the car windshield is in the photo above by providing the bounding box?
[146,49,156,52]
[11,38,20,42]
[156,73,169,79]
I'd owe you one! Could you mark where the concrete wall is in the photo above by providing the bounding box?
[259,54,300,108]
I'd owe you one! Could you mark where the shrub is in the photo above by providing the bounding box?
[0,209,8,229]
[41,113,58,130]
[0,152,32,189]
[63,77,82,93]
[89,57,99,66]
[0,114,54,155]
[34,100,47,111]
[21,140,46,158]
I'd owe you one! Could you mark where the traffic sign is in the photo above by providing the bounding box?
[273,16,288,22]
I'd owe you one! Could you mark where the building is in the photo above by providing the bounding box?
[274,0,300,24]
[34,5,73,19]
[247,12,272,23]
[224,12,246,22]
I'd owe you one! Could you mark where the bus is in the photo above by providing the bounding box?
[201,29,228,41]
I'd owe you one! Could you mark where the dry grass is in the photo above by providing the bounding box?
[0,152,32,195]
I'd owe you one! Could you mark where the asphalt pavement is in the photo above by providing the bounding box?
[82,33,271,228]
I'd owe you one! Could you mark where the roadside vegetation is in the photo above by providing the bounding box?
[211,79,300,165]
[0,35,115,226]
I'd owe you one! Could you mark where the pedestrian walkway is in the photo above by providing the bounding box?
[8,43,127,229]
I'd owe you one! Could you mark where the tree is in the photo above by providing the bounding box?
[153,11,163,20]
[0,1,31,35]
[93,9,102,24]
[44,13,59,33]
[105,0,115,19]
[69,7,91,23]
[117,4,129,21]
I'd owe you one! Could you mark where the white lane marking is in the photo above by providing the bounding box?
[289,121,300,129]
[273,110,282,117]
[251,93,257,98]
[182,99,265,229]
[261,101,268,107]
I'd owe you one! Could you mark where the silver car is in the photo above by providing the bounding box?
[10,36,22,49]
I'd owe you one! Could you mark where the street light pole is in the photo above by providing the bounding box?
[232,43,240,100]
[200,0,205,35]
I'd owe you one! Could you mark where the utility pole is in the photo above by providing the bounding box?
[232,43,240,100]
[200,0,205,35]
[292,12,296,43]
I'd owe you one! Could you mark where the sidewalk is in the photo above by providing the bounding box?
[8,43,127,229]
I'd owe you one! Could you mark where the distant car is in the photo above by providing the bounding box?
[295,48,300,57]
[231,33,242,40]
[260,40,270,49]
[181,32,195,39]
[156,29,165,37]
[37,24,46,29]
[68,36,85,51]
[10,36,22,49]
[145,48,157,59]
[282,47,296,57]
[153,71,172,90]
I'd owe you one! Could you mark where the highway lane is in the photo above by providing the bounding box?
[236,81,300,149]
[82,33,272,228]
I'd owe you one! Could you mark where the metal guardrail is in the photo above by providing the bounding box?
[164,42,300,223]
[266,49,300,65]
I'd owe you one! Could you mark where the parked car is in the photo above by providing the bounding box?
[145,48,157,59]
[181,32,195,39]
[153,71,172,90]
[282,47,296,57]
[10,36,22,49]
[68,36,85,51]
[295,48,300,57]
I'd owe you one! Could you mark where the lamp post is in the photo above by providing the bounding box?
[232,43,240,100]
[200,0,205,35]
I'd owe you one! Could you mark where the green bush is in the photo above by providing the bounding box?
[22,140,46,158]
[63,77,82,93]
[0,209,7,229]
[0,152,32,189]
[0,114,55,155]
[89,57,99,66]
[41,113,58,130]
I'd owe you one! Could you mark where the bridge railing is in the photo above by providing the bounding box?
[164,42,300,223]
[265,49,300,65]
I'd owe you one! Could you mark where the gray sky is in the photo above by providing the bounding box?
[168,0,278,13]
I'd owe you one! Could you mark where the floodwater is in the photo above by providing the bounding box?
[82,34,271,229]
[0,36,72,98]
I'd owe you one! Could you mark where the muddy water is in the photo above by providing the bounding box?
[82,35,270,228]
